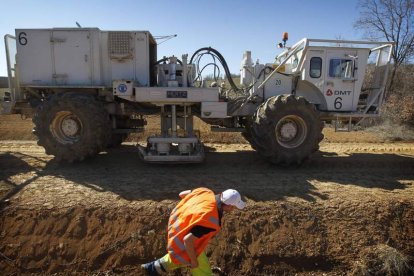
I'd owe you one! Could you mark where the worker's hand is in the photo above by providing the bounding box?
[184,233,199,269]
[190,258,199,269]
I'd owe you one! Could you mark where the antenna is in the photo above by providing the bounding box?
[153,34,177,45]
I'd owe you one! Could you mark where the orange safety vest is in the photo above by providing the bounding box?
[167,187,221,265]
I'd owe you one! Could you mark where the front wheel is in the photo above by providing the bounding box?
[250,94,323,165]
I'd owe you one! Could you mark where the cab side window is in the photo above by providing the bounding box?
[329,59,353,78]
[310,57,322,78]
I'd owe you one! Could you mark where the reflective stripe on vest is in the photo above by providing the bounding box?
[208,216,219,226]
[173,236,185,251]
[167,187,220,265]
[168,247,190,265]
[168,215,181,238]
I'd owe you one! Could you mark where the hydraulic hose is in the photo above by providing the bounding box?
[189,47,241,92]
[154,57,183,65]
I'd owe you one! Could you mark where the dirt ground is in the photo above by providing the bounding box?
[0,115,414,275]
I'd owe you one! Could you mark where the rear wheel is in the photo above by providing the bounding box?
[33,93,111,162]
[250,94,323,165]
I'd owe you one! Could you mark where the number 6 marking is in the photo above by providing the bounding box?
[18,32,27,46]
[334,97,343,109]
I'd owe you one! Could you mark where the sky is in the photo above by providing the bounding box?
[0,0,365,77]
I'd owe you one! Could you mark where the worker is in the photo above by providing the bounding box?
[141,187,246,276]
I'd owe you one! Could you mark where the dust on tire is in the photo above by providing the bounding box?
[250,94,323,165]
[33,92,111,162]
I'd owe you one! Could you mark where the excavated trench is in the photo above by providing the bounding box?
[1,199,413,275]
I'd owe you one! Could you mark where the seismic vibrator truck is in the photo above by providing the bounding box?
[1,28,393,164]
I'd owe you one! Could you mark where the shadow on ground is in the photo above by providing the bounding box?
[1,145,413,205]
[0,152,44,207]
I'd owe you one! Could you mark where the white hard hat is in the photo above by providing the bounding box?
[220,189,246,210]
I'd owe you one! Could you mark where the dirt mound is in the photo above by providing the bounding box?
[1,142,414,275]
[0,115,36,141]
[0,205,166,275]
[1,199,413,275]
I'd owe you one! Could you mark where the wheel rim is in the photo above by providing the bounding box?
[275,115,307,148]
[50,111,82,144]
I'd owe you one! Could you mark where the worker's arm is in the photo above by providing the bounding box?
[179,190,192,199]
[183,233,199,268]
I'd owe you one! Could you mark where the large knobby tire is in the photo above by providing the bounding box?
[33,93,111,162]
[250,94,323,165]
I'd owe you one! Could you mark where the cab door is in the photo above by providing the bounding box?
[324,50,357,111]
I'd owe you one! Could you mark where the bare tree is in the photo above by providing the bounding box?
[355,0,414,89]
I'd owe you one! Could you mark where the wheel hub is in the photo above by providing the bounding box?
[275,115,307,148]
[279,121,298,141]
[51,111,82,144]
[61,117,79,137]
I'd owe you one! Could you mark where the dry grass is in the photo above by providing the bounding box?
[362,64,414,128]
[383,65,414,127]
[351,244,412,276]
[383,93,414,127]
[366,121,414,142]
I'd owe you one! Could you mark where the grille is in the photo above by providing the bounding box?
[108,32,132,59]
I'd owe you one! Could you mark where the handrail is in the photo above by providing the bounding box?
[4,34,16,102]
[258,39,306,90]
[306,38,394,46]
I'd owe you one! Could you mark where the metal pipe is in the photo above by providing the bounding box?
[258,42,304,90]
[184,105,187,135]
[4,35,16,102]
[171,105,177,137]
[169,56,177,81]
[307,38,394,45]
[182,54,188,87]
[371,43,395,52]
[161,105,166,136]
